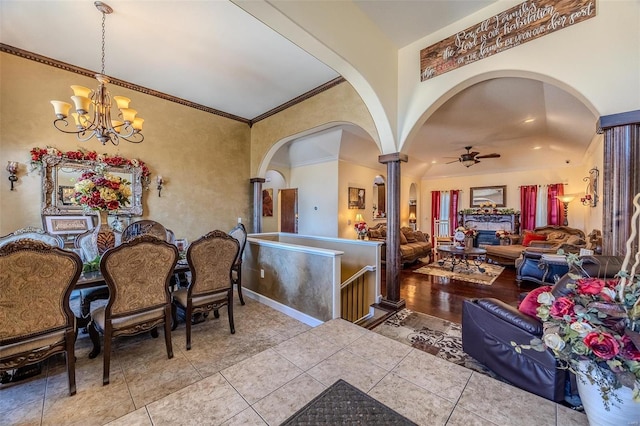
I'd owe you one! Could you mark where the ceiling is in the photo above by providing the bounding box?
[0,1,598,178]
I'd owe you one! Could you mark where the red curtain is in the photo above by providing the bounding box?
[519,185,537,231]
[431,191,441,238]
[450,190,460,229]
[547,183,564,225]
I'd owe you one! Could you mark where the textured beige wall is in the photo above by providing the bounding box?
[0,53,251,242]
[250,81,379,177]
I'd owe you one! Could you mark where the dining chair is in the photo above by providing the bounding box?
[121,220,169,243]
[171,230,239,350]
[0,227,64,248]
[88,234,178,385]
[228,223,247,305]
[0,239,82,396]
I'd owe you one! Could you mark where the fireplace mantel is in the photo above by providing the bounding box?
[459,213,520,234]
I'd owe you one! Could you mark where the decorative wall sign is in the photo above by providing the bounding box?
[420,0,596,81]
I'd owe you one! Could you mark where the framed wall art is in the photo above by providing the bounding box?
[348,187,365,209]
[43,215,94,235]
[470,185,507,207]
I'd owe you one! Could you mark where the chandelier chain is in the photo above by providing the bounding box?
[101,11,106,75]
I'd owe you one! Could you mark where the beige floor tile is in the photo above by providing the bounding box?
[105,407,153,426]
[221,348,303,404]
[457,372,557,426]
[251,373,326,425]
[220,407,267,425]
[347,330,413,371]
[392,348,471,402]
[0,373,47,409]
[146,372,249,426]
[273,329,342,370]
[556,405,589,426]
[369,373,455,425]
[0,398,43,426]
[308,318,367,348]
[306,349,388,393]
[122,351,202,408]
[446,406,500,425]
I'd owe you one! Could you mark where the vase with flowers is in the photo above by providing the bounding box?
[512,198,640,424]
[72,164,132,254]
[354,220,368,240]
[495,229,512,245]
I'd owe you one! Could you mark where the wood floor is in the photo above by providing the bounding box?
[381,259,540,323]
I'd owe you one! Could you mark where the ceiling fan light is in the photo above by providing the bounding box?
[462,159,475,167]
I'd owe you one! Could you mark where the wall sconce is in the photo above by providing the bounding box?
[6,161,18,191]
[556,194,575,226]
[408,212,417,223]
[156,175,164,197]
[580,167,599,207]
[355,213,364,223]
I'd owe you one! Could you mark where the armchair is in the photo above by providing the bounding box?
[228,223,247,306]
[462,255,623,402]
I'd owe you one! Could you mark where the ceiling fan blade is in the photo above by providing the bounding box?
[475,153,501,159]
[446,159,460,164]
[469,152,479,157]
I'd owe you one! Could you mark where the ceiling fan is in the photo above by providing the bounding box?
[446,146,501,167]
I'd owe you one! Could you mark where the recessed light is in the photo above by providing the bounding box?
[524,118,535,123]
[533,146,541,150]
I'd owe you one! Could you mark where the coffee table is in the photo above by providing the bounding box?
[436,245,487,273]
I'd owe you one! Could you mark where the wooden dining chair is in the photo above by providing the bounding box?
[121,220,169,243]
[171,230,239,350]
[0,227,64,248]
[0,239,82,396]
[88,235,178,385]
[228,223,247,305]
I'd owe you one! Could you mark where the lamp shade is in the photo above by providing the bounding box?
[556,195,576,204]
[408,212,417,221]
[355,214,364,223]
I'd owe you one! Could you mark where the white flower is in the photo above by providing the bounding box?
[46,147,59,155]
[543,333,565,351]
[569,321,594,337]
[130,158,140,167]
[601,287,617,301]
[537,291,555,306]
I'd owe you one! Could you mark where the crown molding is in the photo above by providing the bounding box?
[1,43,345,127]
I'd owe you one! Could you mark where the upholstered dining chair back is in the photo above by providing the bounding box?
[228,223,247,305]
[0,227,64,249]
[171,230,239,350]
[121,220,168,243]
[88,234,178,385]
[0,239,82,396]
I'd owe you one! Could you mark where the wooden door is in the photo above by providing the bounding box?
[280,188,298,233]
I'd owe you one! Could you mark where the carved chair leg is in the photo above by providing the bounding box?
[88,321,101,359]
[65,329,77,396]
[236,268,245,305]
[171,302,179,331]
[164,307,173,359]
[102,327,112,385]
[228,290,235,334]
[186,306,192,351]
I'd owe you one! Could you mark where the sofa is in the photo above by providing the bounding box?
[482,225,587,266]
[462,255,623,402]
[367,223,432,265]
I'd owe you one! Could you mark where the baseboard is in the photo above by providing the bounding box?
[243,289,324,327]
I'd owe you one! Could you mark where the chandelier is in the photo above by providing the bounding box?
[50,1,143,145]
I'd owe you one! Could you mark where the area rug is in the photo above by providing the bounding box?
[414,261,504,285]
[373,309,505,382]
[281,379,417,425]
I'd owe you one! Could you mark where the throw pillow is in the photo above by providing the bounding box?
[566,235,586,246]
[522,233,546,247]
[518,285,553,318]
[399,231,408,244]
[546,231,565,241]
[402,228,417,243]
[369,230,381,239]
[414,231,427,242]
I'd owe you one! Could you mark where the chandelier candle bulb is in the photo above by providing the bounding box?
[71,95,91,115]
[70,85,92,98]
[120,108,137,123]
[132,117,144,131]
[113,96,131,109]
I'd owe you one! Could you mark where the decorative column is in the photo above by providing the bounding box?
[250,178,265,234]
[598,110,640,257]
[379,152,408,310]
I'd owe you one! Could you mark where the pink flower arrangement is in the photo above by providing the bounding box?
[354,221,368,237]
[30,146,150,187]
[72,165,132,211]
[514,255,640,407]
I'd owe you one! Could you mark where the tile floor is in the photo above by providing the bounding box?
[1,296,588,426]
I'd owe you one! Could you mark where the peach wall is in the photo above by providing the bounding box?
[0,53,251,242]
